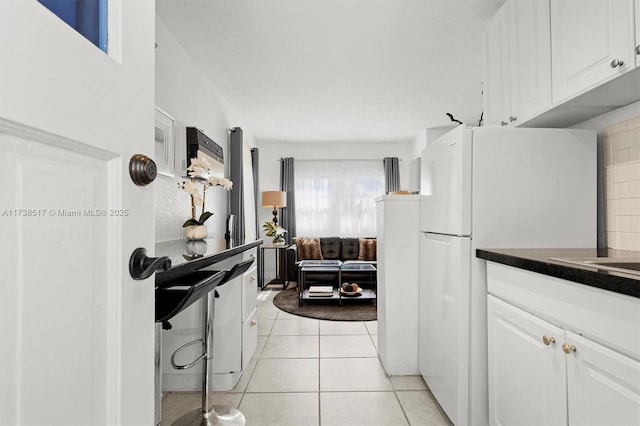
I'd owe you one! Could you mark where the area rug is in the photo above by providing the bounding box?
[272,288,376,321]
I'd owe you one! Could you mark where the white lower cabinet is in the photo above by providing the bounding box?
[488,296,567,426]
[487,264,640,426]
[566,332,640,426]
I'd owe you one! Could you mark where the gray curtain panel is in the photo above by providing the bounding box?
[279,157,296,244]
[229,127,245,244]
[383,157,401,194]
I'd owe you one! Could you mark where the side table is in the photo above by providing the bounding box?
[259,244,290,290]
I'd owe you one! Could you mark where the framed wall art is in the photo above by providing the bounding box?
[154,107,175,177]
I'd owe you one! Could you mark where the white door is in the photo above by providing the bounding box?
[419,232,471,426]
[551,0,636,104]
[487,296,567,426]
[566,331,640,426]
[0,2,156,425]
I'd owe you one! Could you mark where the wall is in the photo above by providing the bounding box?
[154,17,256,242]
[572,101,640,251]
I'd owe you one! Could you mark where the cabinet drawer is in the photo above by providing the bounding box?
[242,265,258,321]
[487,262,640,360]
[242,308,258,371]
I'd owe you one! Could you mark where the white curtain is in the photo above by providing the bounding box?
[294,160,384,237]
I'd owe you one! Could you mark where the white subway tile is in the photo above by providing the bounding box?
[603,136,613,167]
[613,163,640,183]
[612,127,640,150]
[606,232,617,248]
[617,233,640,251]
[615,215,632,232]
[603,124,615,138]
[630,146,640,163]
[631,217,640,233]
[605,168,615,198]
[614,198,640,215]
[628,116,640,130]
[606,203,616,229]
[630,181,640,198]
[609,120,629,136]
[615,182,631,199]
[612,148,630,165]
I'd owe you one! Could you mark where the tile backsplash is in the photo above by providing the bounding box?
[604,116,640,251]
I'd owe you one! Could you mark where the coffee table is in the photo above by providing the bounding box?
[339,263,377,305]
[298,260,342,306]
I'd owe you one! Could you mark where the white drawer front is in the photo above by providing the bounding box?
[242,308,258,370]
[242,265,258,321]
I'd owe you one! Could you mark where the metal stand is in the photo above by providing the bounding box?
[172,291,246,426]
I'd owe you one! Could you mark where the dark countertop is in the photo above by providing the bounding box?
[476,248,640,299]
[155,238,262,286]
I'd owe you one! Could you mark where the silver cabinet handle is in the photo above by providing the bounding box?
[610,58,624,68]
[636,45,640,55]
[500,120,508,127]
[509,116,517,122]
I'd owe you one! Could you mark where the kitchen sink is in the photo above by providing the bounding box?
[549,257,640,276]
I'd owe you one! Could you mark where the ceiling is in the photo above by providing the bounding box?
[156,0,504,144]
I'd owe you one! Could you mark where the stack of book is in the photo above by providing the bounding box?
[308,286,334,297]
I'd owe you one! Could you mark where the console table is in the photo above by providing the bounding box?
[259,243,290,290]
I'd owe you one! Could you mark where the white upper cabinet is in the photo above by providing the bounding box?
[508,0,552,125]
[482,2,511,126]
[551,0,636,105]
[482,0,552,127]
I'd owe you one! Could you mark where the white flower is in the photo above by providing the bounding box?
[188,156,211,170]
[207,176,233,190]
[186,157,213,179]
[179,180,204,206]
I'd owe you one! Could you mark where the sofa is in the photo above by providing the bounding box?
[286,236,377,285]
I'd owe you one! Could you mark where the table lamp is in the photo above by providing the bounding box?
[261,191,287,226]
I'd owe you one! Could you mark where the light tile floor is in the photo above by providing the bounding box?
[161,289,452,426]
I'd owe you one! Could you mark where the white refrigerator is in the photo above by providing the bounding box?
[418,125,597,426]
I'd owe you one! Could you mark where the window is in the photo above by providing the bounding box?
[38,0,108,52]
[295,160,384,237]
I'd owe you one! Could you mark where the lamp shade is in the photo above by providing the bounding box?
[261,191,286,208]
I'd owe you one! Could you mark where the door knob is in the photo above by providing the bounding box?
[129,247,171,280]
[542,335,556,345]
[562,343,577,355]
[129,154,157,186]
[610,58,624,68]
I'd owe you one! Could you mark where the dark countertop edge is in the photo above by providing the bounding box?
[476,249,640,299]
[156,240,263,286]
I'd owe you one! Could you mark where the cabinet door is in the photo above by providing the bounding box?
[212,276,242,373]
[551,0,635,104]
[565,331,640,426]
[509,0,552,124]
[482,2,510,126]
[487,296,567,426]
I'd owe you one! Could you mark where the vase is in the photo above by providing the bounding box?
[186,240,208,255]
[185,225,207,241]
